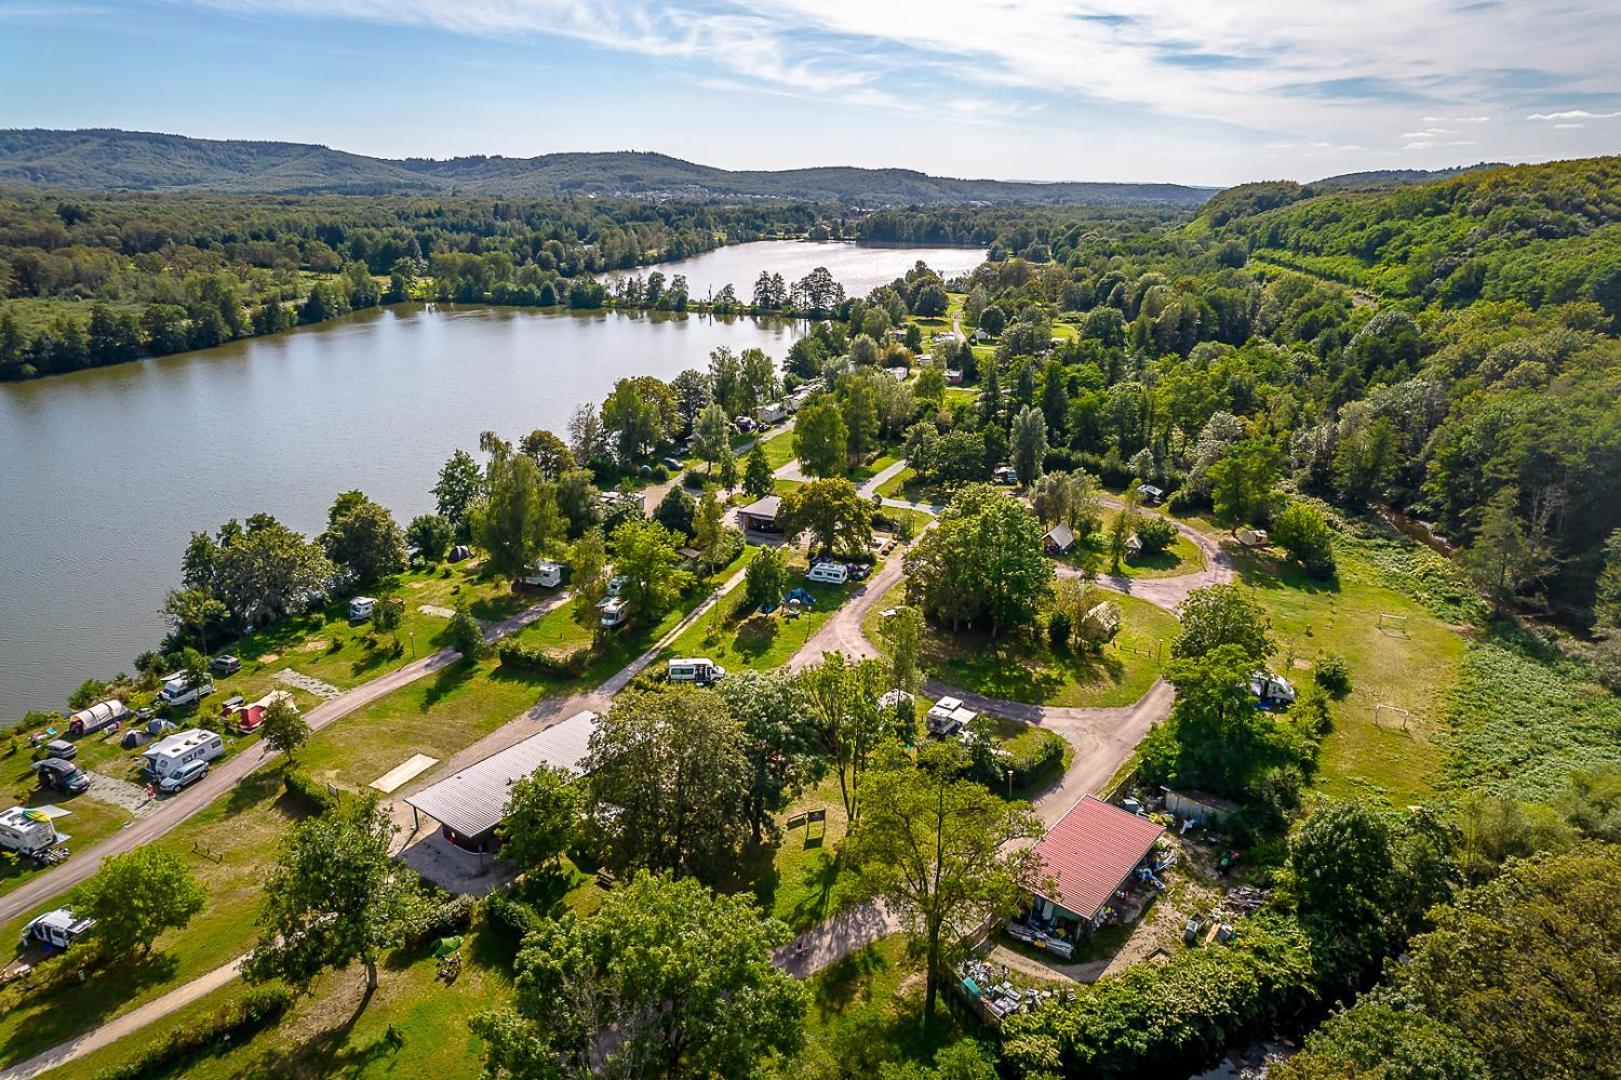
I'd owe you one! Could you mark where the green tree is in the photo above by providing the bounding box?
[1271,1005,1488,1080]
[499,764,581,871]
[214,521,336,624]
[1272,501,1337,577]
[518,428,575,480]
[793,401,850,478]
[743,445,774,498]
[260,694,309,761]
[877,604,926,696]
[798,653,897,822]
[654,485,697,538]
[776,477,874,557]
[162,588,227,655]
[847,742,1042,1024]
[244,798,424,993]
[1458,486,1544,612]
[602,375,676,462]
[1596,528,1621,627]
[583,687,752,882]
[715,670,822,844]
[76,847,206,957]
[744,544,789,611]
[611,520,691,627]
[473,873,804,1078]
[1208,438,1282,524]
[1172,584,1275,663]
[903,485,1053,636]
[1010,404,1047,486]
[473,452,563,584]
[447,602,489,663]
[692,488,730,572]
[322,497,408,585]
[568,528,610,631]
[406,513,454,563]
[693,401,732,474]
[432,449,485,538]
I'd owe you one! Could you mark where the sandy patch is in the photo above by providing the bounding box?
[299,639,329,652]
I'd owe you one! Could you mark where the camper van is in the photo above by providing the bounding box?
[597,596,629,629]
[1249,671,1297,707]
[523,561,564,588]
[20,908,95,952]
[805,561,849,585]
[142,729,225,780]
[667,657,726,685]
[0,806,59,856]
[157,672,215,709]
[348,596,377,622]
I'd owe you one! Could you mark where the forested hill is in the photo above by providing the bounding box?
[0,129,1216,207]
[1196,155,1621,321]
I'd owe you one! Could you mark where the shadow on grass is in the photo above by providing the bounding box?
[349,640,405,678]
[226,765,294,818]
[731,616,779,662]
[1234,550,1340,596]
[0,950,181,1066]
[811,945,888,1020]
[420,661,478,711]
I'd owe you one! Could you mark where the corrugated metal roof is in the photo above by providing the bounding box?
[1031,795,1164,920]
[405,711,597,839]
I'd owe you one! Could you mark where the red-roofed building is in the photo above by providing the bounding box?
[1026,795,1165,936]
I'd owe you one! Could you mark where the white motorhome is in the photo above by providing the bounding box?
[1249,671,1297,706]
[805,562,849,585]
[157,672,215,709]
[597,596,629,628]
[523,561,564,588]
[667,657,726,685]
[20,908,95,952]
[143,728,225,779]
[925,696,979,737]
[754,401,787,426]
[348,595,377,622]
[0,806,59,855]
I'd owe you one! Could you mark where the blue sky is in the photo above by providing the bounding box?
[2,0,1619,185]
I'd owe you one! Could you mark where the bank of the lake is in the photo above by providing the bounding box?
[0,240,987,718]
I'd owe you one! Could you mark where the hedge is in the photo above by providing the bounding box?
[95,985,294,1079]
[282,768,341,814]
[411,893,478,948]
[497,642,591,678]
[484,893,540,943]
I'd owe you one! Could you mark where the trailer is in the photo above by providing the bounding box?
[0,806,60,856]
[143,728,225,779]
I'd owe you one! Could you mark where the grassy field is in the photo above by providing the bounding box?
[660,569,858,676]
[863,582,1178,709]
[1230,542,1467,807]
[759,427,798,469]
[1063,530,1206,580]
[751,774,855,935]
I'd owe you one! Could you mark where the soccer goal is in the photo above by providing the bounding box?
[1374,703,1415,734]
[1377,612,1410,636]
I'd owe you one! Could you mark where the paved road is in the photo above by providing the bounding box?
[0,591,572,930]
[1,956,247,1080]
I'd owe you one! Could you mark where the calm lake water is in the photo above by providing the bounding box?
[0,241,984,718]
[605,240,986,302]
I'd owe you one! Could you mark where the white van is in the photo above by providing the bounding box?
[0,806,60,855]
[348,596,377,622]
[523,561,564,588]
[597,596,629,628]
[668,658,726,685]
[805,562,849,585]
[158,672,215,709]
[143,728,225,779]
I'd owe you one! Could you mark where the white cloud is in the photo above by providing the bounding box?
[1555,122,1586,129]
[1526,109,1621,120]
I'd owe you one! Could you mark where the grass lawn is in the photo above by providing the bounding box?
[864,583,1177,709]
[1232,545,1466,807]
[849,450,900,485]
[1064,530,1205,580]
[759,427,798,470]
[0,768,308,1070]
[660,570,858,675]
[776,935,977,1078]
[748,774,856,935]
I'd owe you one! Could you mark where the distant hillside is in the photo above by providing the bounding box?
[0,129,1216,207]
[1197,156,1621,319]
[1308,163,1506,192]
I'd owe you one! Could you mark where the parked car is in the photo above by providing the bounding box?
[158,758,210,794]
[33,758,90,795]
[210,654,241,675]
[43,739,77,761]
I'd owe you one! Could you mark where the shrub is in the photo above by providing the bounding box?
[1047,609,1072,650]
[497,642,591,678]
[1314,651,1352,697]
[95,985,294,1080]
[1005,728,1067,790]
[483,892,540,943]
[282,768,340,814]
[412,893,478,947]
[1134,516,1178,556]
[648,463,670,483]
[1273,501,1337,578]
[682,468,708,489]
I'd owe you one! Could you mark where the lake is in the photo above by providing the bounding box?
[603,240,986,301]
[0,241,984,717]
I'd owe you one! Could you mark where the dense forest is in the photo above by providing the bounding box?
[0,129,1217,206]
[0,189,828,378]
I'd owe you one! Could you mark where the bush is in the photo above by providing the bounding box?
[1005,728,1067,789]
[412,893,478,947]
[283,768,340,814]
[1047,610,1072,650]
[483,892,540,943]
[1273,500,1337,578]
[1314,651,1352,697]
[497,642,591,678]
[95,985,294,1080]
[682,468,708,489]
[648,463,670,483]
[1135,515,1178,556]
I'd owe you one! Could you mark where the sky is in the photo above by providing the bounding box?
[2,0,1619,186]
